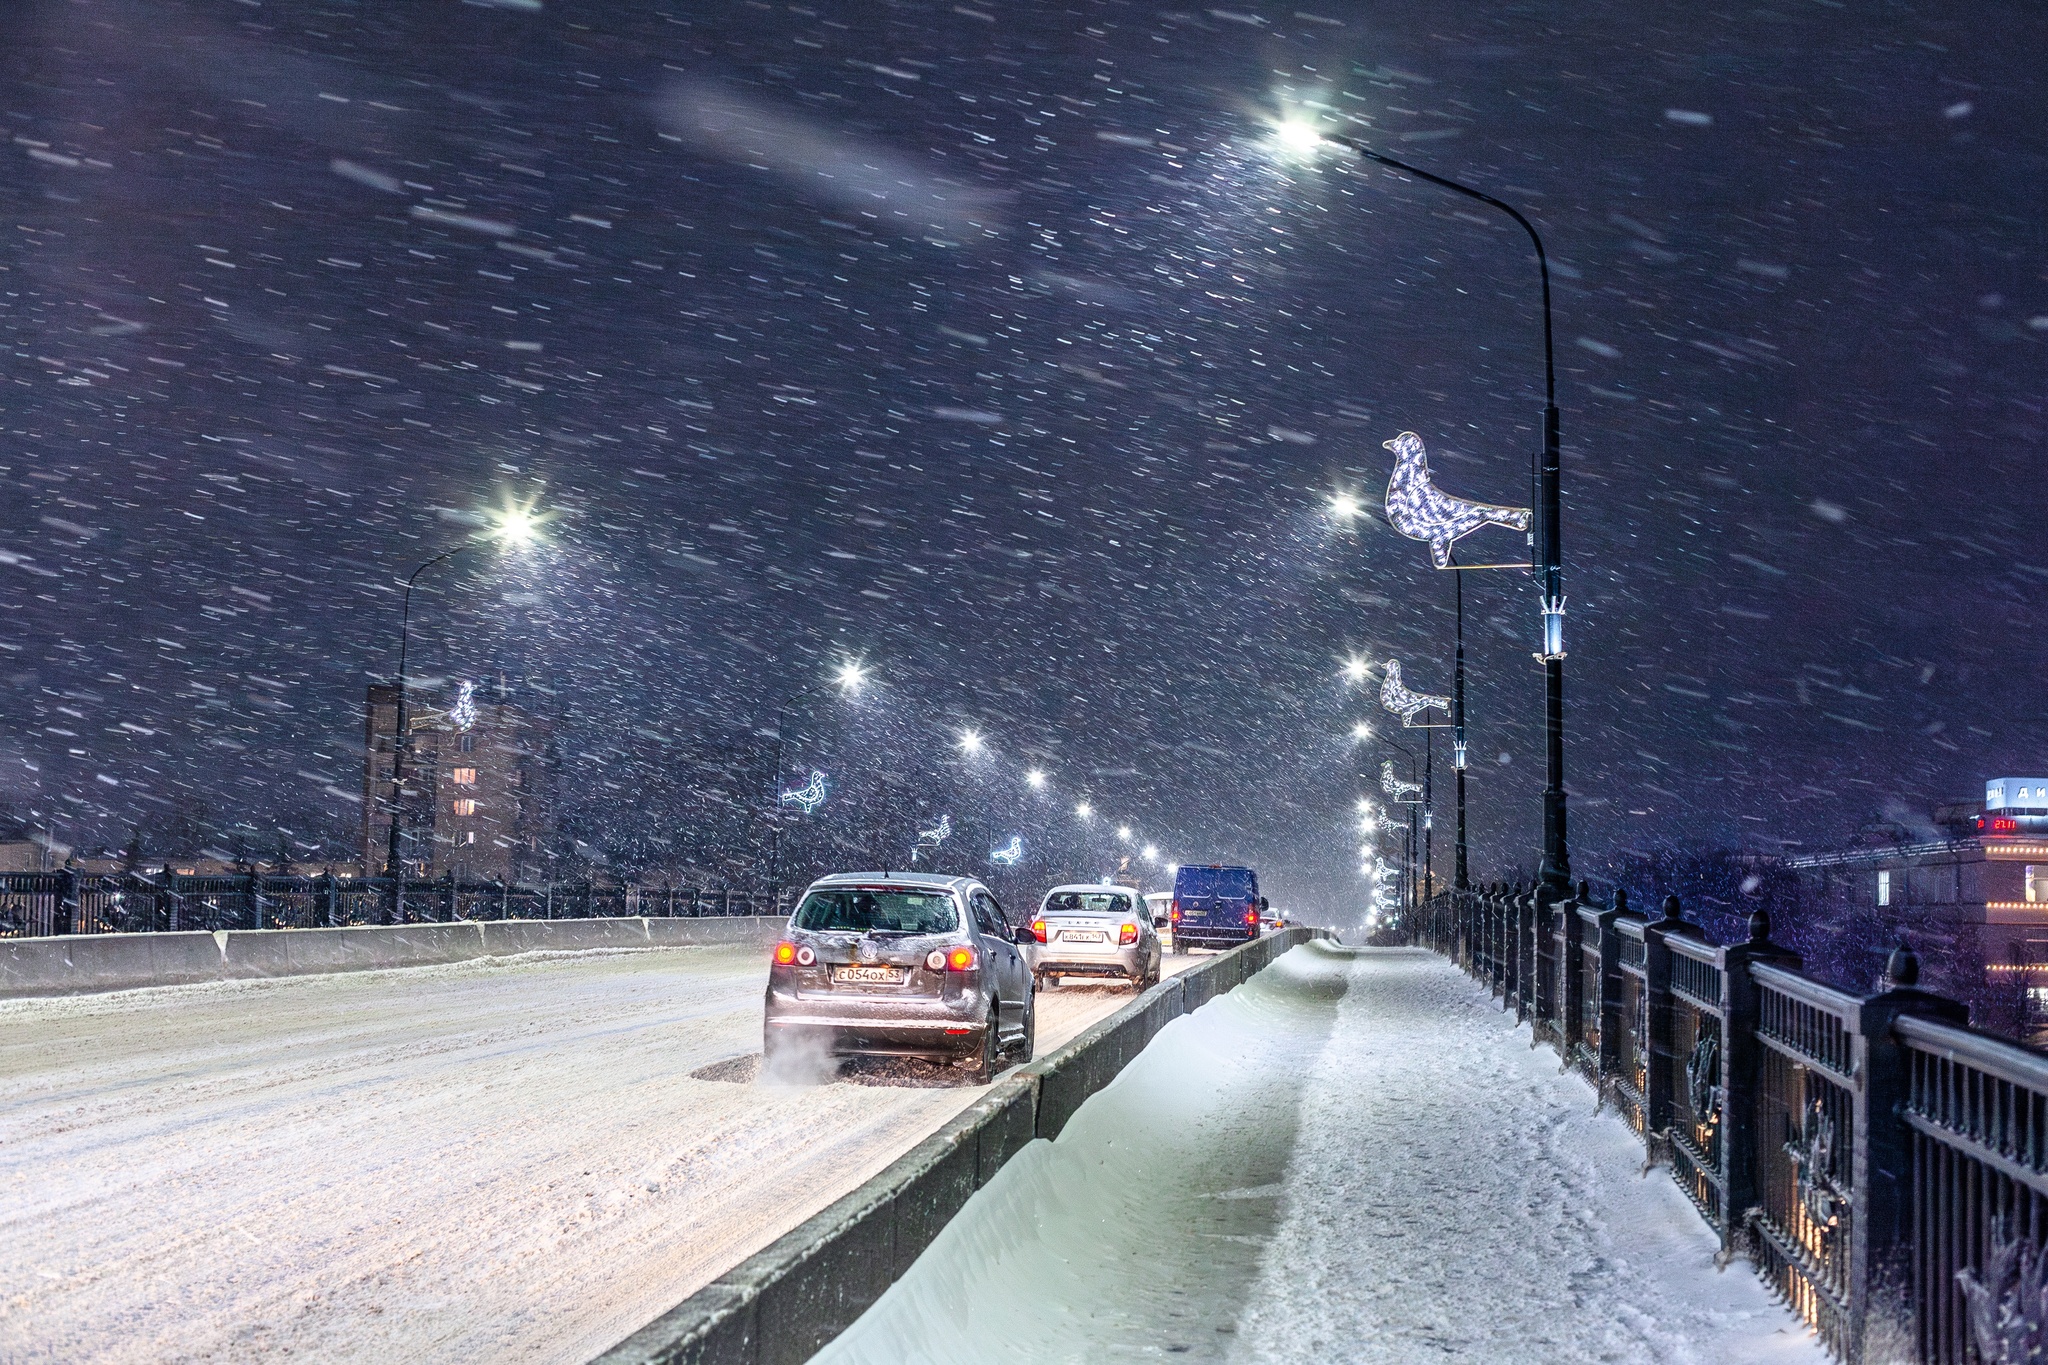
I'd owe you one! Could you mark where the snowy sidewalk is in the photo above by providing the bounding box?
[816,942,1822,1365]
[1235,946,1822,1363]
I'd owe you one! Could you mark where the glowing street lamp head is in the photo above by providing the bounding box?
[1327,490,1364,522]
[486,496,550,549]
[1141,844,1159,862]
[957,728,985,756]
[1026,769,1048,791]
[1075,801,1093,820]
[1341,655,1372,685]
[832,659,869,694]
[1116,825,1133,842]
[1350,722,1373,742]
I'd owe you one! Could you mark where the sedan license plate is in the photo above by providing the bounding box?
[831,965,903,985]
[1061,930,1106,943]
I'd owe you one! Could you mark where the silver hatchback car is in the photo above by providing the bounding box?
[1023,883,1163,990]
[763,872,1035,1080]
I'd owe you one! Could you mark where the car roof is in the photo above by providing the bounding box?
[806,871,979,893]
[1042,883,1142,896]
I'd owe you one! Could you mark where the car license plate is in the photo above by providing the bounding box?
[831,966,903,985]
[1061,930,1105,943]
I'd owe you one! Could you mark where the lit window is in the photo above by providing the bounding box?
[452,768,477,785]
[2029,867,2048,905]
[452,799,477,816]
[1877,870,1891,907]
[464,831,476,845]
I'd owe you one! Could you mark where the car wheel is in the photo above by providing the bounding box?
[965,1004,1001,1083]
[1145,960,1162,989]
[1045,973,1060,988]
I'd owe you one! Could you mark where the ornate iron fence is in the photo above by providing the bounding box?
[1418,882,2042,1365]
[0,870,784,938]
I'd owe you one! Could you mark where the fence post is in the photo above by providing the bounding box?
[1642,893,1688,1139]
[1596,888,1630,1078]
[1560,880,1589,1055]
[1719,907,1801,1262]
[1851,942,1968,1361]
[53,865,78,936]
[247,869,265,931]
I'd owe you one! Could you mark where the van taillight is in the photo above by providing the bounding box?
[1243,910,1259,926]
[1170,903,1182,922]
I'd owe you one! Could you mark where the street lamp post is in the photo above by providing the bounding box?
[380,506,543,921]
[1323,133,1570,910]
[764,659,867,908]
[1377,732,1426,915]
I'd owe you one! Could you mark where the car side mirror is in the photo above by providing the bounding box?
[1152,914,1168,928]
[1258,897,1270,913]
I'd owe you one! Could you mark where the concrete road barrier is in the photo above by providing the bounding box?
[595,927,1327,1365]
[0,916,787,999]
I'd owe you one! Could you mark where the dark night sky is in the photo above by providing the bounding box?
[3,0,2044,918]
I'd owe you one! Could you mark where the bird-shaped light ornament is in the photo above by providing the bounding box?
[989,835,1023,866]
[1381,760,1424,804]
[911,814,953,863]
[1379,659,1449,727]
[1382,431,1531,568]
[778,769,828,814]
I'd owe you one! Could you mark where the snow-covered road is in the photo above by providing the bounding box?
[0,941,1183,1364]
[819,943,1823,1365]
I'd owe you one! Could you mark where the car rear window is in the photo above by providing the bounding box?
[793,888,959,935]
[1043,891,1135,915]
[1175,867,1255,898]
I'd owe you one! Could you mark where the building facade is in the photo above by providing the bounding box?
[361,677,552,882]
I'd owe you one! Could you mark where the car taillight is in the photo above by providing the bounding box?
[947,946,977,972]
[1117,922,1136,945]
[795,945,816,966]
[925,949,948,971]
[1029,919,1047,943]
[773,941,797,965]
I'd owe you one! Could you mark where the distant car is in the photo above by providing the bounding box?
[1024,883,1163,990]
[763,872,1034,1081]
[1144,891,1173,931]
[1171,864,1263,952]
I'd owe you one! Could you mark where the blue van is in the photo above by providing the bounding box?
[1171,865,1263,952]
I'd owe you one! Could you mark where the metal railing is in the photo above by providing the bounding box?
[0,869,785,938]
[1415,883,2041,1364]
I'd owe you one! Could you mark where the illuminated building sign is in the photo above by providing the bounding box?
[1979,778,2048,839]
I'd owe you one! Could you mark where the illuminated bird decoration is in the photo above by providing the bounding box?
[911,814,953,863]
[1382,431,1531,568]
[1379,659,1449,727]
[1382,760,1423,804]
[779,769,828,814]
[989,836,1023,866]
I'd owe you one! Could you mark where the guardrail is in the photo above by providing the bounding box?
[1417,884,2041,1365]
[0,869,783,938]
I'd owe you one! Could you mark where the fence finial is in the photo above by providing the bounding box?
[1884,939,1920,990]
[1747,906,1772,943]
[1577,878,1590,904]
[1662,893,1685,923]
[1613,886,1629,915]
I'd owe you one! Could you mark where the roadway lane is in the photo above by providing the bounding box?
[0,942,1196,1364]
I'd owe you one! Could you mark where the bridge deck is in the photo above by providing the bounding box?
[0,940,1185,1363]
